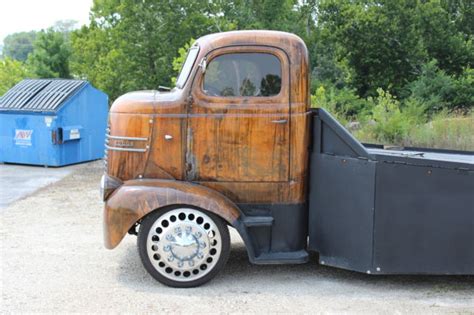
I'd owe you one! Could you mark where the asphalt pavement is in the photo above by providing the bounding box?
[0,163,80,209]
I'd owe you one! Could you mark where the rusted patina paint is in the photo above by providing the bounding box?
[104,179,241,249]
[104,31,310,248]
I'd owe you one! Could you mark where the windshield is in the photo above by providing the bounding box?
[176,46,200,89]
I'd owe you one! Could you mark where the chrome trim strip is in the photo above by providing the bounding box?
[105,145,147,152]
[106,135,148,141]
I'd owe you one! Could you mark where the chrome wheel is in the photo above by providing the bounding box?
[146,208,223,282]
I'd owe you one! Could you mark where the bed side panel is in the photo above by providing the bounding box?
[373,163,474,274]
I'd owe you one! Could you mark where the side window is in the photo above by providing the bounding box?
[203,53,282,97]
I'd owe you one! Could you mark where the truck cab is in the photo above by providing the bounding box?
[101,31,474,287]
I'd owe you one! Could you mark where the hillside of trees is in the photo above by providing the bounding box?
[1,0,473,149]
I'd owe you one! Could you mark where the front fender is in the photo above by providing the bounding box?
[103,179,242,249]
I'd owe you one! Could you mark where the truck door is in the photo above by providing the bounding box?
[187,46,290,182]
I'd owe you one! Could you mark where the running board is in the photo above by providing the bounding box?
[253,250,309,264]
[242,215,274,227]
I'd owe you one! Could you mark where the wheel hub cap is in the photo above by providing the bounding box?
[146,208,222,282]
[163,225,207,268]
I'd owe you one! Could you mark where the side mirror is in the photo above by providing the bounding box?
[198,57,207,74]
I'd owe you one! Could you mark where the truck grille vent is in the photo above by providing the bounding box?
[104,124,110,170]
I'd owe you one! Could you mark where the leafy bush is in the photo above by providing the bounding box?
[350,90,472,150]
[407,60,473,113]
[452,67,474,110]
[406,60,455,113]
[171,38,195,86]
[353,89,425,144]
[311,84,369,120]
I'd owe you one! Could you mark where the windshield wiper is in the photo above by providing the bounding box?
[158,85,171,92]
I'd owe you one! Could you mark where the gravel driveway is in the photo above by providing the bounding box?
[1,161,473,313]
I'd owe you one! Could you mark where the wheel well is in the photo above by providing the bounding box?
[135,204,231,231]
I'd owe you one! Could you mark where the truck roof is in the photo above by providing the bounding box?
[196,30,308,57]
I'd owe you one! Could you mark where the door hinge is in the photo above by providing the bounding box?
[187,95,193,109]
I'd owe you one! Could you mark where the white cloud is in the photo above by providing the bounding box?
[0,0,93,42]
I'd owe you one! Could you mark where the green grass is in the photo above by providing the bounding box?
[354,112,474,151]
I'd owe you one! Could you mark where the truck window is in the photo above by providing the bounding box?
[176,46,199,89]
[203,53,281,97]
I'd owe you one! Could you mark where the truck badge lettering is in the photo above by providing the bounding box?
[114,140,134,148]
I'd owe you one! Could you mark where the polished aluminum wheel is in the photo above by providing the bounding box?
[146,208,222,282]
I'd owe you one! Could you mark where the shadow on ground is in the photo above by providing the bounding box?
[116,241,474,295]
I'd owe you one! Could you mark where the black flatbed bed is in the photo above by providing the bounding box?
[366,146,474,167]
[308,108,474,275]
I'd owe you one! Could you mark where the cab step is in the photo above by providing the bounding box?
[253,250,309,264]
[242,215,274,227]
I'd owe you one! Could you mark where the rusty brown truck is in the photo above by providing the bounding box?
[101,30,474,287]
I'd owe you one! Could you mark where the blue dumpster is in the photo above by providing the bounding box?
[0,79,108,166]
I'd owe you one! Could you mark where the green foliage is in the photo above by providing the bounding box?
[219,0,304,32]
[418,0,474,76]
[1,0,472,149]
[452,67,474,109]
[27,28,72,78]
[407,60,455,112]
[313,83,472,150]
[0,58,34,95]
[405,110,474,150]
[71,0,223,100]
[2,31,37,61]
[311,85,368,121]
[407,60,473,112]
[316,0,427,97]
[316,0,473,98]
[71,24,132,100]
[70,0,317,100]
[171,38,195,85]
[367,89,425,144]
[355,107,474,150]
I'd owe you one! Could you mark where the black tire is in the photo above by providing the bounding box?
[137,206,230,288]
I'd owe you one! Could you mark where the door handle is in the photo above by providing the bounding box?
[271,119,288,124]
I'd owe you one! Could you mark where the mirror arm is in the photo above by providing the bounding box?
[199,57,207,74]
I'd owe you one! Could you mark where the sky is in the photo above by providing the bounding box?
[0,0,93,42]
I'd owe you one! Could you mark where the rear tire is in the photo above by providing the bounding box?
[137,206,230,288]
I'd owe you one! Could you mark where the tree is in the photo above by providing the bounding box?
[171,38,195,85]
[71,0,224,100]
[417,1,473,76]
[52,20,78,34]
[317,0,427,98]
[313,0,474,99]
[68,0,472,113]
[27,28,72,78]
[2,31,37,61]
[71,0,318,101]
[0,58,34,95]
[441,0,474,38]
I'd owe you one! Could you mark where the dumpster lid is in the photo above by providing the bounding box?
[0,79,87,113]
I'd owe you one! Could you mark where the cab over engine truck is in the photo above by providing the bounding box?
[101,31,474,287]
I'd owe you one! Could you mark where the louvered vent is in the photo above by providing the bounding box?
[0,79,86,112]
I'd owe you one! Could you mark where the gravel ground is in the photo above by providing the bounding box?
[1,161,473,314]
